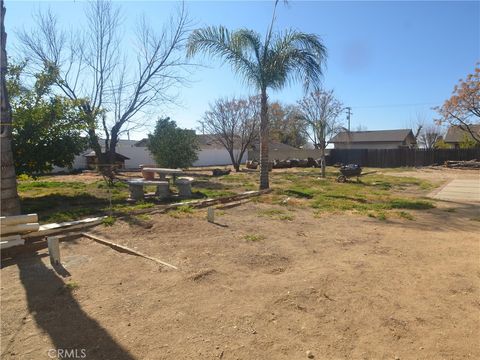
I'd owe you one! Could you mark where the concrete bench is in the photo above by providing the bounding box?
[175,177,194,197]
[127,179,170,201]
[144,180,170,199]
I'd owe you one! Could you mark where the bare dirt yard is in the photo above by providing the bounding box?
[1,168,479,359]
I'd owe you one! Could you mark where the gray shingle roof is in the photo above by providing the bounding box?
[444,125,480,143]
[331,129,414,143]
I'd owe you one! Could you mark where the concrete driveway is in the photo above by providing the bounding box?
[432,179,480,203]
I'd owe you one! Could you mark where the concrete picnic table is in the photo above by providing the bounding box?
[141,167,184,181]
[127,167,194,201]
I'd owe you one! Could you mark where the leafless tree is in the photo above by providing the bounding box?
[17,0,190,181]
[418,123,443,149]
[298,90,344,177]
[201,96,259,172]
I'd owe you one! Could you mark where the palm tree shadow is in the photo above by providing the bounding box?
[17,254,136,360]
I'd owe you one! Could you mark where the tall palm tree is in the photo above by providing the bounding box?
[187,3,326,189]
[1,0,21,216]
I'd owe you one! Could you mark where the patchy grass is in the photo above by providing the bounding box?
[18,167,437,223]
[102,216,116,226]
[389,199,434,210]
[258,208,295,221]
[244,234,265,242]
[397,211,415,220]
[169,205,195,218]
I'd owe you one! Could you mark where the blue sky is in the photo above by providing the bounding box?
[5,0,480,140]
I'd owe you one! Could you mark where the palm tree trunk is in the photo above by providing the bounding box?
[1,0,21,216]
[259,88,269,190]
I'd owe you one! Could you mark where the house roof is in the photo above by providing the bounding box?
[196,134,228,150]
[331,129,415,143]
[83,151,130,160]
[444,125,480,143]
[135,134,241,150]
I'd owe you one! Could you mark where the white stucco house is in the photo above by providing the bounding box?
[53,134,248,172]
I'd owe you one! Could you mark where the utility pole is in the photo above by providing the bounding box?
[345,107,352,132]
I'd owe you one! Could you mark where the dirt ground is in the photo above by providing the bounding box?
[1,169,479,360]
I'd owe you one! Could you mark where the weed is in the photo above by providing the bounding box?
[102,216,116,226]
[64,281,79,291]
[17,174,33,181]
[376,212,388,221]
[244,234,265,242]
[397,211,414,220]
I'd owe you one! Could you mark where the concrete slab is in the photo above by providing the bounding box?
[432,179,480,203]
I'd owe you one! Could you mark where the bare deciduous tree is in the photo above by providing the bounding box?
[418,123,443,149]
[298,90,343,177]
[17,0,190,181]
[201,96,259,172]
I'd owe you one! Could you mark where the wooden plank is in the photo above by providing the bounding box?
[81,232,178,270]
[23,216,106,239]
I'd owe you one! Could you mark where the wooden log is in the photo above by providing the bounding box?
[81,232,178,270]
[0,213,38,226]
[1,222,39,236]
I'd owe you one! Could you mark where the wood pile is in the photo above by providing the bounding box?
[0,214,39,249]
[445,159,480,169]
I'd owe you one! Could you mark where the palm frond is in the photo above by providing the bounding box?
[187,26,262,88]
[267,30,327,91]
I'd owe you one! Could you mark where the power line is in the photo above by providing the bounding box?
[351,102,441,109]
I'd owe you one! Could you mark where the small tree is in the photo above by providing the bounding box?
[298,90,343,177]
[436,64,480,144]
[8,62,87,176]
[201,96,259,172]
[147,118,198,169]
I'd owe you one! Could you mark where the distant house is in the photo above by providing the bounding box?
[84,151,130,170]
[444,125,480,149]
[248,141,302,160]
[193,134,248,166]
[331,129,417,149]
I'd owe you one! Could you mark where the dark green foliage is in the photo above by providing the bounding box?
[7,62,87,176]
[147,117,199,168]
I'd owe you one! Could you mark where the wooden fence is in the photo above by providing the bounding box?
[328,148,480,168]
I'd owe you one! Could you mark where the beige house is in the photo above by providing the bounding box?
[444,125,480,149]
[331,129,417,149]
